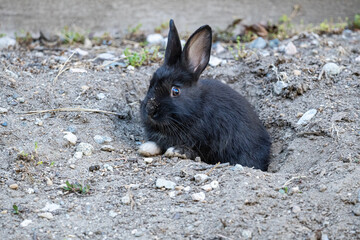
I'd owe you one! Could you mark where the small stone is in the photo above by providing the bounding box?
[109,210,118,218]
[146,33,164,46]
[353,205,360,216]
[76,142,94,156]
[209,56,225,67]
[297,109,317,125]
[296,112,303,118]
[89,165,100,172]
[168,191,176,198]
[69,68,87,73]
[27,188,35,194]
[184,186,191,192]
[143,158,153,164]
[194,174,209,183]
[241,229,253,239]
[249,37,267,49]
[355,56,360,63]
[319,184,327,192]
[232,164,244,171]
[74,48,89,56]
[121,194,131,205]
[131,229,143,237]
[103,164,114,172]
[20,219,32,227]
[268,38,280,48]
[293,70,301,76]
[156,178,176,190]
[0,36,16,49]
[38,212,54,220]
[46,177,53,186]
[69,164,75,169]
[292,205,301,213]
[83,38,92,49]
[67,126,77,133]
[97,53,116,61]
[273,81,288,95]
[127,65,135,71]
[285,42,297,55]
[291,186,300,193]
[195,156,201,162]
[41,203,61,212]
[96,93,106,100]
[319,63,342,80]
[1,122,7,127]
[73,152,83,159]
[0,107,8,114]
[101,145,115,152]
[191,192,206,201]
[9,183,18,190]
[201,184,212,192]
[94,135,105,144]
[138,141,161,157]
[210,180,219,189]
[35,118,43,126]
[63,132,77,145]
[212,42,226,54]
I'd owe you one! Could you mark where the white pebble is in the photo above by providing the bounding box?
[100,145,115,152]
[297,109,317,125]
[285,42,297,55]
[0,107,8,114]
[146,33,164,46]
[191,192,206,201]
[76,142,94,156]
[201,184,213,192]
[121,194,131,205]
[63,132,77,145]
[138,141,161,157]
[143,157,154,164]
[38,212,54,219]
[20,219,32,227]
[194,174,209,183]
[156,178,176,190]
[74,48,89,56]
[69,68,87,73]
[210,180,219,189]
[73,152,83,159]
[41,203,61,212]
[209,56,225,67]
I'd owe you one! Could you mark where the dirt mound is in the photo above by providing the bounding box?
[0,31,359,239]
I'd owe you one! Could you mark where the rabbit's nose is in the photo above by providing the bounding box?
[146,98,159,118]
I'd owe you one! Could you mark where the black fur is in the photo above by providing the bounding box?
[140,19,271,171]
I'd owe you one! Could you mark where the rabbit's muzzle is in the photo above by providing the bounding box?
[145,97,159,119]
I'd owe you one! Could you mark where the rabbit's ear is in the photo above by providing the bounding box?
[164,19,182,66]
[181,25,212,78]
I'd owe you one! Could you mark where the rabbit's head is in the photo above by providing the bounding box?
[141,20,212,129]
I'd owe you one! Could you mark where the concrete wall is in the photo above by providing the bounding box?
[0,0,359,36]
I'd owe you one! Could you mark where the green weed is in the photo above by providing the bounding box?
[124,46,160,67]
[13,204,19,214]
[154,21,168,33]
[228,36,249,60]
[61,26,85,44]
[63,180,90,195]
[15,31,33,46]
[0,33,6,38]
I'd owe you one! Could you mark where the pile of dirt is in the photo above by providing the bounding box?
[0,30,359,239]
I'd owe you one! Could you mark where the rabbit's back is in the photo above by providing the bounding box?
[196,79,271,170]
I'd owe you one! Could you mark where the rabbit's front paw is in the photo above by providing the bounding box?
[138,141,161,157]
[164,146,197,159]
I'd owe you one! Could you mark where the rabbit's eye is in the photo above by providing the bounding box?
[170,86,181,97]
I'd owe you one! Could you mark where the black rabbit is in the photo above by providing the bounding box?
[139,19,271,171]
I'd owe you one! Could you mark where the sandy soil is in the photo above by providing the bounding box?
[0,30,360,239]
